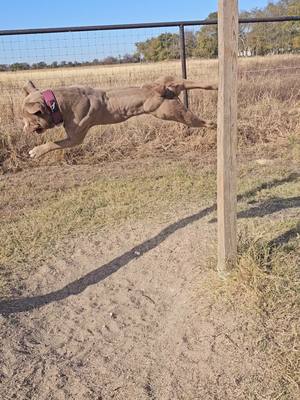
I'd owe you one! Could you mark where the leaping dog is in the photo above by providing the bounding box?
[22,76,217,159]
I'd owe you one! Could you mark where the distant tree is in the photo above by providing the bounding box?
[136,33,180,62]
[185,31,197,57]
[121,53,141,63]
[193,12,218,58]
[102,56,119,64]
[10,62,31,71]
[36,61,47,69]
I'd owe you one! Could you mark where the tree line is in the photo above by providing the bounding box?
[136,0,300,61]
[0,54,141,72]
[0,0,299,71]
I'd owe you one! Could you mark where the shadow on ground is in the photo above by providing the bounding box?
[0,173,299,315]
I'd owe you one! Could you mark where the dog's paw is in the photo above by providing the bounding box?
[29,146,44,159]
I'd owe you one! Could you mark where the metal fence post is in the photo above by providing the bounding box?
[179,24,188,109]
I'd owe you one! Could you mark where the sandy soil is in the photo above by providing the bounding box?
[0,200,276,400]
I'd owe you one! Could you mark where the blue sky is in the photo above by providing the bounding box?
[0,1,271,29]
[0,1,272,65]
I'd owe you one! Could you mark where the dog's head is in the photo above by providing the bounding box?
[22,81,55,134]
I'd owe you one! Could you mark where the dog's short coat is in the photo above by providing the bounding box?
[22,76,217,158]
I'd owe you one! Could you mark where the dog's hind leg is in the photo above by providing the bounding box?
[151,98,216,128]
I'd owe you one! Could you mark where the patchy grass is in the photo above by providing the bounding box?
[1,154,299,291]
[221,222,300,400]
[0,152,299,398]
[0,164,216,275]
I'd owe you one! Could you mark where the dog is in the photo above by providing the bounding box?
[22,76,217,159]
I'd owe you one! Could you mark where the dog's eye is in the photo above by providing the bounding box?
[34,110,42,116]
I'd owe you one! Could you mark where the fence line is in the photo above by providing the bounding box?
[0,16,299,36]
[0,15,299,105]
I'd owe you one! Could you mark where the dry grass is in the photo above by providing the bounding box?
[222,225,300,399]
[208,165,300,399]
[0,55,299,172]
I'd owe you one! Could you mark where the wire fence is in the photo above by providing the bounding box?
[0,17,299,87]
[0,16,299,119]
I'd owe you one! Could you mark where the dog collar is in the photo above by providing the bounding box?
[42,90,63,125]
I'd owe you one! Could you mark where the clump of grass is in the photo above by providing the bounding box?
[228,225,300,399]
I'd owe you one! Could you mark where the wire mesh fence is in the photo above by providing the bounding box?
[0,27,184,91]
[0,17,299,90]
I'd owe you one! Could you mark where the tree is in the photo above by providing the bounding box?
[121,53,141,63]
[136,33,180,62]
[10,62,30,71]
[241,1,300,55]
[193,12,218,58]
[185,31,197,57]
[101,56,119,65]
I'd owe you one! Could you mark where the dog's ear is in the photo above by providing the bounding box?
[25,101,45,115]
[23,80,38,95]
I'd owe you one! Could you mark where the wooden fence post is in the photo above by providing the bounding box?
[179,24,189,108]
[217,0,238,276]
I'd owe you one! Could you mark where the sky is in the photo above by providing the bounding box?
[0,1,272,65]
[0,1,271,29]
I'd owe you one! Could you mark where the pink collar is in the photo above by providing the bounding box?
[42,90,63,125]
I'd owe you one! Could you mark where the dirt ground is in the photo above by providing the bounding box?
[0,214,259,400]
[0,159,299,400]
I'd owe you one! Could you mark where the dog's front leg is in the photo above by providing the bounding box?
[29,131,87,159]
